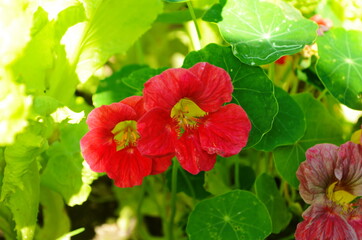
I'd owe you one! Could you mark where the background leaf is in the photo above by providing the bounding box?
[218,0,318,65]
[273,93,344,188]
[254,87,306,151]
[64,0,163,83]
[316,28,362,110]
[183,43,278,147]
[255,173,292,234]
[187,190,272,240]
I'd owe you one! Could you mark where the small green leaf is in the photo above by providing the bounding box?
[254,87,306,151]
[218,0,318,65]
[166,167,210,200]
[273,93,344,188]
[202,0,226,23]
[187,190,272,240]
[183,44,278,147]
[255,173,292,234]
[316,28,362,110]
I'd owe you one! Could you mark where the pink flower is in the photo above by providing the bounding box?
[137,62,251,174]
[296,142,362,239]
[295,200,362,240]
[80,96,172,188]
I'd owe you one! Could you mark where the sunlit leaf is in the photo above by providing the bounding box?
[273,93,344,188]
[254,87,306,151]
[183,44,278,147]
[255,173,292,234]
[218,0,318,65]
[64,0,163,83]
[41,120,98,206]
[187,190,272,240]
[156,9,204,23]
[0,80,32,145]
[316,28,362,110]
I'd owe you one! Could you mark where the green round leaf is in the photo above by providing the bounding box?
[187,190,272,240]
[218,0,318,65]
[255,173,292,234]
[254,87,306,151]
[316,28,362,110]
[183,44,278,147]
[273,93,343,188]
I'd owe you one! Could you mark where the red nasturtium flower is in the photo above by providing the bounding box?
[137,62,251,174]
[80,96,172,188]
[296,142,362,239]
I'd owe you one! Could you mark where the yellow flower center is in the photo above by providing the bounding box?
[111,120,139,151]
[326,181,358,207]
[170,98,206,133]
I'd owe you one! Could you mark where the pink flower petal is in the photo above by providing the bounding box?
[137,108,178,158]
[198,104,251,157]
[336,142,362,196]
[80,128,116,172]
[188,62,233,112]
[296,144,339,204]
[347,200,362,238]
[106,147,152,188]
[295,203,358,240]
[175,130,216,174]
[87,102,137,130]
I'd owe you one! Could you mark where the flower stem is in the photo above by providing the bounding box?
[187,0,202,49]
[169,159,179,240]
[235,160,240,189]
[317,88,328,101]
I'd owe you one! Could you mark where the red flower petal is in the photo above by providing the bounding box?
[296,144,339,204]
[295,203,358,240]
[137,108,178,157]
[106,147,152,188]
[188,62,233,112]
[175,130,216,174]
[80,128,115,172]
[336,142,362,196]
[87,102,137,130]
[143,68,201,111]
[150,156,173,175]
[120,96,146,119]
[198,104,251,157]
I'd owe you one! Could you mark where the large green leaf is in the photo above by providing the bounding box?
[316,28,362,110]
[183,44,278,147]
[92,64,147,107]
[255,173,292,234]
[254,87,306,151]
[64,0,163,83]
[273,93,344,188]
[93,65,167,107]
[41,120,98,206]
[187,190,272,240]
[218,0,318,65]
[36,187,71,240]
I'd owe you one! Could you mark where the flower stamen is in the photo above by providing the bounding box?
[111,120,139,151]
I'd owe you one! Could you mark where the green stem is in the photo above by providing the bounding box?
[235,160,240,189]
[187,1,202,48]
[317,88,328,101]
[169,159,179,240]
